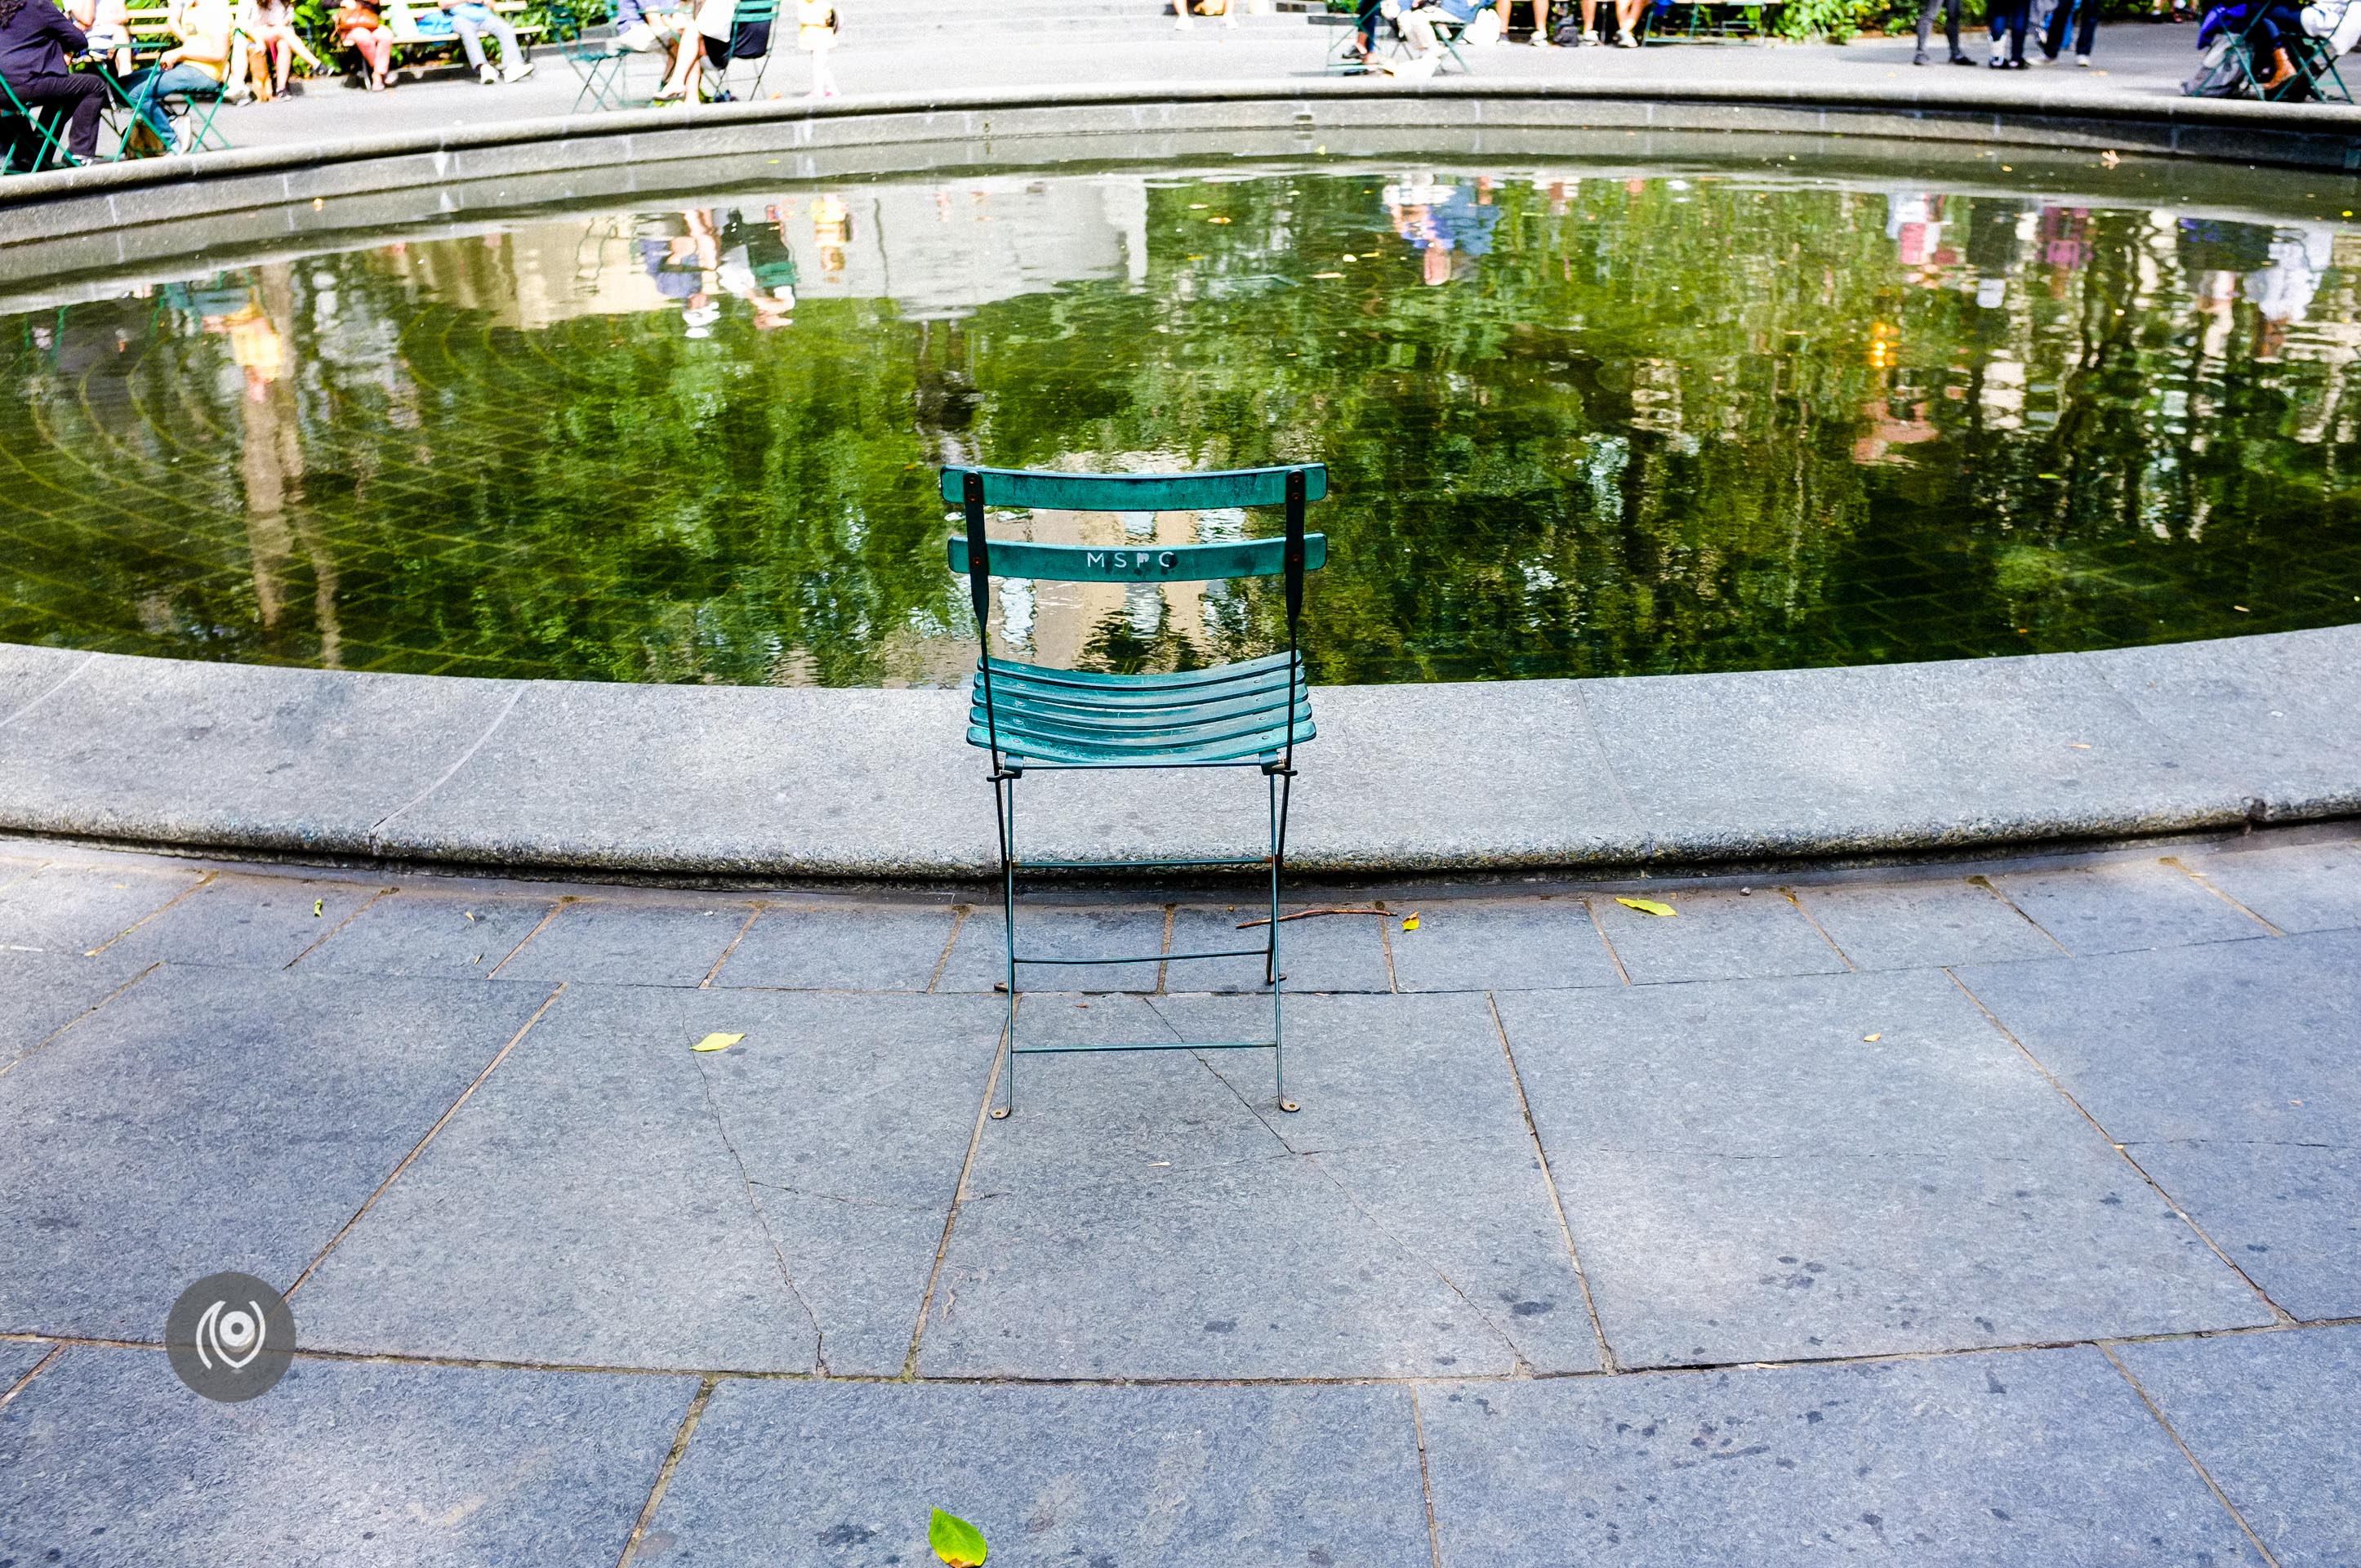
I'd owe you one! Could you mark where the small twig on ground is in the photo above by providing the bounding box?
[1235,906,1392,929]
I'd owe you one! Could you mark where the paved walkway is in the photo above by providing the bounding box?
[206,19,2217,154]
[1,824,2356,1562]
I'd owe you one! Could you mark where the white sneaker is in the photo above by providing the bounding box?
[1529,30,1552,42]
[2075,51,2091,64]
[502,57,534,80]
[479,62,499,83]
[1615,32,1637,44]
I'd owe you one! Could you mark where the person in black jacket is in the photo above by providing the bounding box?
[0,0,105,163]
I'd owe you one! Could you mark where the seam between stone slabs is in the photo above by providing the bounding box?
[1578,896,1633,987]
[21,1315,2361,1386]
[484,896,577,980]
[1486,991,1619,1374]
[0,650,93,730]
[363,681,525,849]
[0,1343,65,1412]
[1376,899,1401,994]
[691,1049,830,1373]
[924,906,971,994]
[1160,999,1540,1376]
[1782,885,1861,970]
[898,997,1012,1378]
[1941,968,2296,1326]
[616,1374,719,1568]
[0,960,161,1083]
[80,870,216,959]
[1967,873,2077,956]
[282,982,568,1300]
[283,882,396,968]
[2098,1343,2287,1568]
[2163,854,2290,936]
[1405,1383,1449,1568]
[1156,903,1177,996]
[696,903,766,988]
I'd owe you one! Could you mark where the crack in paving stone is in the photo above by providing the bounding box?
[692,1053,828,1374]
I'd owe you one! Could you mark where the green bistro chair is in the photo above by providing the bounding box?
[0,74,74,173]
[945,462,1329,1120]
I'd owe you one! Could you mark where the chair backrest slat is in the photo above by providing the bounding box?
[937,463,1327,512]
[947,534,1326,584]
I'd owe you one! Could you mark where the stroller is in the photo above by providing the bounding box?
[2186,0,2358,97]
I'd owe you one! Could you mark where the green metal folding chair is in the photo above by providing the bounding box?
[705,0,780,100]
[0,74,74,173]
[945,462,1329,1120]
[107,68,231,158]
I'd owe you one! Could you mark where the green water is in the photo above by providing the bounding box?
[6,164,2361,686]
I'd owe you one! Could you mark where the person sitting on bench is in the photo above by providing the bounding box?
[0,0,106,163]
[438,0,532,83]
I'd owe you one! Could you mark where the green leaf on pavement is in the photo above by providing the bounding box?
[929,1508,988,1566]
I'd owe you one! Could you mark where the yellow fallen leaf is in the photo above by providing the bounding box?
[1863,1033,1882,1043]
[1311,271,1344,279]
[692,1032,745,1054]
[1400,913,1421,932]
[312,899,324,916]
[1615,898,1676,918]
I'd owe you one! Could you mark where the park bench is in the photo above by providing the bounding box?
[945,463,1328,1120]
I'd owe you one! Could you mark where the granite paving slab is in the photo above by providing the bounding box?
[1419,1348,2261,1566]
[938,902,1169,994]
[1188,991,1606,1373]
[636,1380,1433,1568]
[1579,653,2234,859]
[491,896,755,987]
[0,862,201,955]
[0,948,149,1068]
[711,900,960,991]
[926,992,1589,1378]
[1989,857,2270,956]
[1497,968,2270,1367]
[1588,887,1845,985]
[2087,626,2361,820]
[0,1348,692,1568]
[1958,931,2361,1320]
[1384,896,1621,992]
[1795,879,2067,971]
[107,871,388,970]
[297,987,1000,1375]
[2181,834,2361,935]
[2117,1324,2361,1568]
[0,653,516,856]
[295,887,558,978]
[1168,902,1392,993]
[0,965,551,1339]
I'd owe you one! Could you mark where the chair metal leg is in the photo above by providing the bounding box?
[991,771,1018,1120]
[1271,767,1298,1113]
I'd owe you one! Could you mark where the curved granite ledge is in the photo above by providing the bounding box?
[0,630,2354,880]
[5,78,2361,285]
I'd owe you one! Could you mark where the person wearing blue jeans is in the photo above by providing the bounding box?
[121,0,230,152]
[1985,0,2030,65]
[2040,0,2096,62]
[439,0,532,82]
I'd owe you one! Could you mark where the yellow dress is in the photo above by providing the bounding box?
[796,0,832,47]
